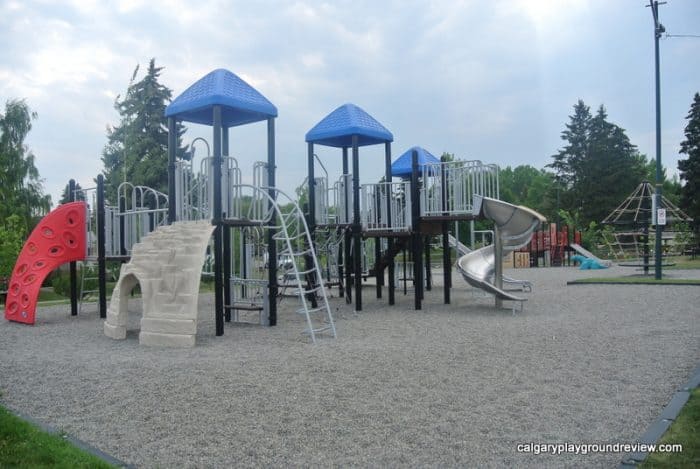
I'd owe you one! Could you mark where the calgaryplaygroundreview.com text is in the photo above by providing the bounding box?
[516,442,683,456]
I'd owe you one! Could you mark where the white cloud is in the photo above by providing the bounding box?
[1,0,698,206]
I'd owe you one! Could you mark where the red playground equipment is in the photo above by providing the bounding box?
[520,223,582,267]
[4,202,87,324]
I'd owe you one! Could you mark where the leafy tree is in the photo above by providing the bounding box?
[0,99,51,232]
[548,101,646,227]
[0,214,25,281]
[641,156,682,206]
[101,59,186,204]
[678,92,700,232]
[498,165,556,220]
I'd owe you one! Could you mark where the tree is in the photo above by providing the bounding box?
[498,165,556,219]
[0,99,51,232]
[0,214,25,280]
[59,181,85,205]
[548,101,646,226]
[678,92,700,232]
[101,59,186,204]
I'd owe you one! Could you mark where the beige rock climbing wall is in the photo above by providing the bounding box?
[104,220,214,346]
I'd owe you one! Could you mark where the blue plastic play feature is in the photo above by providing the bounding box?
[571,254,607,270]
[305,103,393,148]
[391,146,440,178]
[165,69,277,127]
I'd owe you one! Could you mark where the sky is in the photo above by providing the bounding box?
[1,0,699,206]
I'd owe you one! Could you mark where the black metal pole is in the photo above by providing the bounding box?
[352,135,362,311]
[306,142,318,308]
[411,150,422,309]
[308,142,315,232]
[440,158,450,303]
[96,175,107,318]
[267,117,277,326]
[342,147,351,304]
[68,179,78,316]
[119,196,126,257]
[385,142,395,305]
[167,117,177,224]
[375,237,382,298]
[222,127,231,322]
[424,236,431,291]
[651,0,664,280]
[442,222,450,304]
[212,106,224,336]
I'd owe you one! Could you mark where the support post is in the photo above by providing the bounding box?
[96,175,107,318]
[440,159,450,304]
[223,127,231,320]
[342,147,351,303]
[267,118,277,326]
[308,142,315,231]
[651,0,664,280]
[306,143,318,308]
[352,136,362,311]
[212,105,224,336]
[442,222,450,304]
[375,238,382,298]
[68,179,78,316]
[494,224,503,309]
[424,236,431,291]
[385,142,395,305]
[410,150,422,309]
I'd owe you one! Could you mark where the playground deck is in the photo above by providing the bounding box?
[1,265,698,467]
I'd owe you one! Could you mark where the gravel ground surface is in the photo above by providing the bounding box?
[1,265,699,468]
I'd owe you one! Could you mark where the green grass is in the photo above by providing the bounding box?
[0,405,115,468]
[642,387,700,468]
[569,277,700,285]
[665,257,700,270]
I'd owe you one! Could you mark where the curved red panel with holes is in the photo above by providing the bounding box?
[4,202,87,325]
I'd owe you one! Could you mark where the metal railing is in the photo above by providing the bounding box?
[420,160,500,216]
[360,181,412,232]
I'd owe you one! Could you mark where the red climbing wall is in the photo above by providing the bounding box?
[4,202,87,325]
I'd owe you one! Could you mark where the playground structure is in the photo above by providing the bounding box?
[456,195,546,312]
[514,223,583,268]
[602,181,693,271]
[4,67,550,346]
[303,105,544,312]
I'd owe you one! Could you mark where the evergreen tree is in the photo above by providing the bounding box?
[678,92,700,232]
[59,181,85,204]
[101,59,186,204]
[0,99,51,232]
[548,101,646,226]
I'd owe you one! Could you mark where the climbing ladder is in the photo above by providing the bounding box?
[78,260,99,314]
[240,184,336,344]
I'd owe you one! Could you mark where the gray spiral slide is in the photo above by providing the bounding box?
[455,195,546,310]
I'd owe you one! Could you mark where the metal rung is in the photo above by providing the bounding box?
[302,324,334,335]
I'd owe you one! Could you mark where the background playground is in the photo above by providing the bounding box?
[2,65,698,345]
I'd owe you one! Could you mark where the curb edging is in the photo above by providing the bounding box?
[3,405,134,468]
[618,364,700,467]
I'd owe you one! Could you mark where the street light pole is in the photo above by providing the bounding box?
[649,0,665,280]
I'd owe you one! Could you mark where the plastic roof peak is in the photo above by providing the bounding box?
[305,103,393,148]
[165,68,277,127]
[391,146,440,178]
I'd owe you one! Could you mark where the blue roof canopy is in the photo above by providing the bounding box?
[391,146,440,178]
[165,69,277,127]
[305,103,393,148]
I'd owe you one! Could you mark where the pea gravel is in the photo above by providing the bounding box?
[1,265,698,468]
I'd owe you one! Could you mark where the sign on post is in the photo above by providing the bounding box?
[656,208,666,226]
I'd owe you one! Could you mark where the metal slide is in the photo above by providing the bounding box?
[455,196,546,310]
[569,243,613,267]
